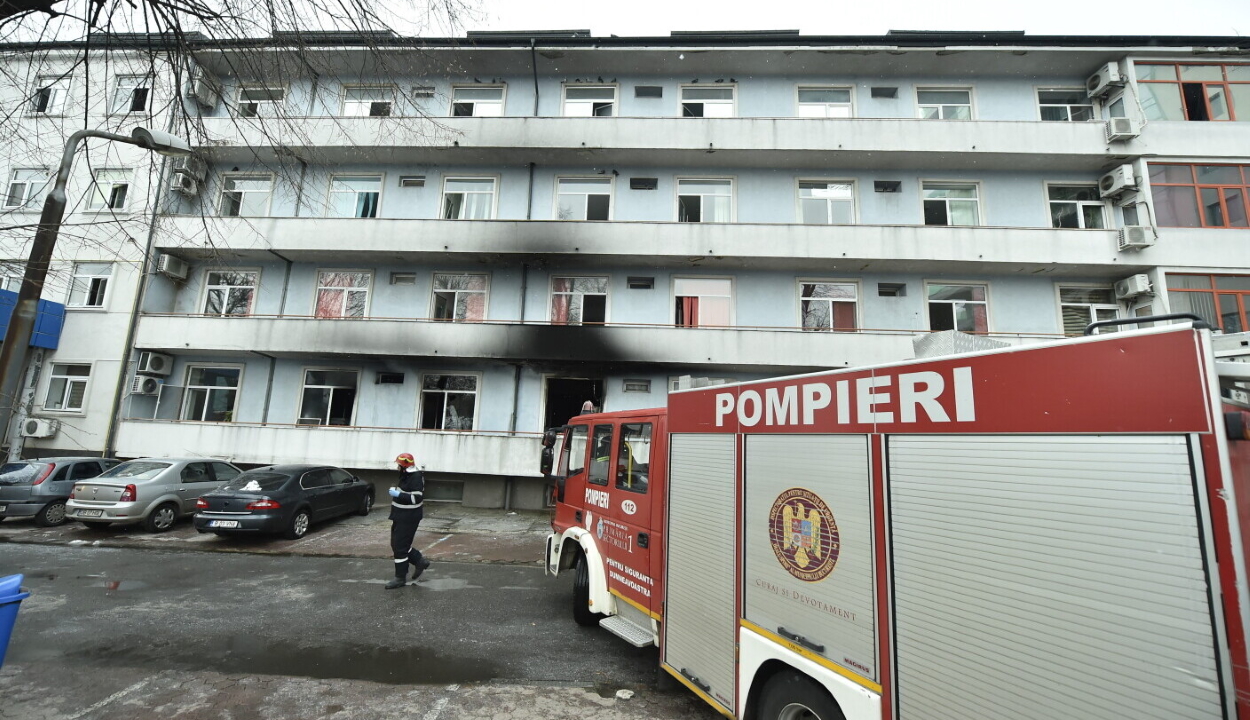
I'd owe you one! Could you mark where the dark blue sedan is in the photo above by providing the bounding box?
[193,464,374,539]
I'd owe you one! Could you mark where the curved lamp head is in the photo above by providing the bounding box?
[131,127,192,157]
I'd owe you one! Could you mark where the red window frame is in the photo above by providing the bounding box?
[1149,163,1250,228]
[1167,274,1250,333]
[1136,62,1249,121]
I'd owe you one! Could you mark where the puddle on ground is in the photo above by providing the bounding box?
[69,637,500,685]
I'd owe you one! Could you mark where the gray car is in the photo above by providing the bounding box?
[65,457,243,532]
[0,457,121,526]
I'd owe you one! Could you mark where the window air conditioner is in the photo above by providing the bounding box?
[1114,274,1152,299]
[156,253,189,281]
[1099,164,1138,198]
[171,154,207,181]
[131,375,163,396]
[136,351,173,376]
[1117,226,1155,251]
[186,68,222,108]
[171,174,199,197]
[22,418,58,438]
[1105,117,1140,142]
[1086,61,1125,98]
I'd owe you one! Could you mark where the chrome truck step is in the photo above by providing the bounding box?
[599,615,654,647]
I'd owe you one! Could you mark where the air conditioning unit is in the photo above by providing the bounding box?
[186,68,222,108]
[1105,117,1140,142]
[22,418,58,438]
[1117,226,1156,251]
[1114,274,1153,299]
[131,375,163,396]
[157,253,189,281]
[136,351,173,376]
[171,174,199,197]
[1086,61,1125,98]
[171,154,207,181]
[1099,164,1139,198]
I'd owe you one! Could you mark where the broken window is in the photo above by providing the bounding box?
[681,86,734,117]
[563,86,616,116]
[555,178,611,220]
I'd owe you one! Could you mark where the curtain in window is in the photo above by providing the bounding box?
[677,296,699,326]
[551,293,571,324]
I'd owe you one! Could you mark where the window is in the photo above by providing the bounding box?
[420,374,478,430]
[451,86,504,116]
[677,178,732,223]
[681,86,735,117]
[111,76,150,114]
[236,86,285,117]
[1058,287,1119,336]
[4,169,50,210]
[213,462,241,483]
[917,88,972,120]
[1048,185,1107,229]
[587,425,613,486]
[798,181,854,224]
[30,75,69,115]
[327,175,381,218]
[558,425,588,477]
[218,175,272,218]
[299,369,357,426]
[86,169,130,211]
[68,262,111,308]
[1036,89,1094,122]
[551,276,608,324]
[45,364,89,411]
[441,177,496,219]
[1167,274,1250,333]
[922,182,980,226]
[555,178,611,220]
[1150,164,1249,228]
[1137,63,1250,122]
[315,271,370,318]
[674,277,732,327]
[563,86,616,116]
[615,422,651,494]
[669,376,735,392]
[181,367,240,421]
[927,283,988,332]
[800,281,858,331]
[431,273,487,321]
[203,270,259,316]
[0,268,21,292]
[342,86,394,117]
[797,86,853,118]
[181,462,211,483]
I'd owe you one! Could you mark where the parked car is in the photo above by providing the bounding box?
[0,457,121,526]
[193,464,375,540]
[66,458,243,532]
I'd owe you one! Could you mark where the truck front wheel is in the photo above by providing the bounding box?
[758,670,844,720]
[572,551,604,627]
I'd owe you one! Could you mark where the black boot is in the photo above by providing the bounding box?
[385,576,406,589]
[411,558,432,581]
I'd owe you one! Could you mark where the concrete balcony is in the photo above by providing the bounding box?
[193,116,1122,172]
[114,418,542,477]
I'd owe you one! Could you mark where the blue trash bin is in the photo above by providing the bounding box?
[0,573,30,668]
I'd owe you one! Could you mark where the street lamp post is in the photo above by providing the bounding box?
[0,127,191,444]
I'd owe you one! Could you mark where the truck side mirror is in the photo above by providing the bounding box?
[540,446,554,475]
[542,429,558,448]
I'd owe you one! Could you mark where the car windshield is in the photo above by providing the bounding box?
[221,472,290,492]
[98,461,171,480]
[0,463,46,484]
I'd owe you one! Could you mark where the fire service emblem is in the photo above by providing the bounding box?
[768,488,839,582]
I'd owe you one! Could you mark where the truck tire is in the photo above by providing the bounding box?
[573,551,604,627]
[758,670,845,720]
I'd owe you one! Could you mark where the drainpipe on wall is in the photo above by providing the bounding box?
[530,39,539,117]
[268,249,294,316]
[292,156,308,218]
[257,351,277,423]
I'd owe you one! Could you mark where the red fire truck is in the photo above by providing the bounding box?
[543,322,1250,720]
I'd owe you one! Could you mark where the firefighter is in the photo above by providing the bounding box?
[385,452,430,590]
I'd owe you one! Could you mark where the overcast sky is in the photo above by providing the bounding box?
[464,0,1250,38]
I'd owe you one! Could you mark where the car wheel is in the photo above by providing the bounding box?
[573,550,604,627]
[357,491,374,516]
[82,521,111,530]
[757,670,846,720]
[34,501,68,527]
[285,508,311,540]
[144,502,179,533]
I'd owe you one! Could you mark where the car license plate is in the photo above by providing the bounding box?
[77,510,103,518]
[208,520,239,528]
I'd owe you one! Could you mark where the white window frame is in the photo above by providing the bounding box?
[673,275,735,328]
[314,269,372,318]
[430,272,489,322]
[29,75,69,116]
[297,367,359,426]
[201,268,261,317]
[4,168,50,211]
[180,364,244,422]
[1056,284,1121,336]
[326,174,383,218]
[440,176,498,220]
[549,275,610,325]
[86,169,132,212]
[680,84,736,118]
[924,281,991,333]
[915,86,974,120]
[418,372,481,431]
[668,376,736,392]
[796,85,854,118]
[1044,182,1108,229]
[796,178,857,225]
[67,262,112,309]
[44,362,91,413]
[235,85,286,118]
[553,176,613,221]
[920,180,983,227]
[675,177,735,223]
[0,267,22,292]
[341,85,396,117]
[1035,87,1097,122]
[797,279,861,331]
[450,85,506,117]
[562,84,618,117]
[218,173,274,218]
[110,75,151,114]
